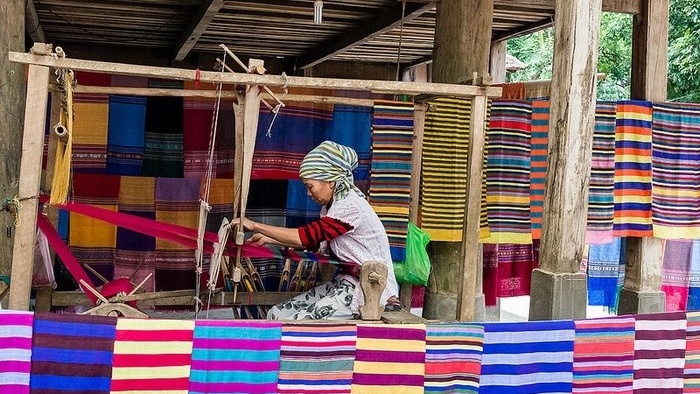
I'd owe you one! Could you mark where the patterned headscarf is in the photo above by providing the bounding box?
[299,140,364,199]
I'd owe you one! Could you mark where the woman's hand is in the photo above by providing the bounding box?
[247,233,273,246]
[230,217,257,232]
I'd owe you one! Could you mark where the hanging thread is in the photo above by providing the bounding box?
[50,62,75,205]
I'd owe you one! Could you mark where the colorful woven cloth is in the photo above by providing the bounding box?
[689,241,700,310]
[661,240,693,311]
[111,318,194,393]
[632,312,686,393]
[482,241,539,306]
[70,172,121,283]
[480,320,575,394]
[73,92,109,172]
[189,320,282,394]
[351,324,426,394]
[651,102,700,238]
[685,311,700,392]
[613,100,653,237]
[424,323,484,393]
[115,175,156,292]
[327,104,372,193]
[253,96,332,179]
[484,100,533,244]
[183,96,216,178]
[573,316,635,393]
[154,177,200,290]
[586,101,617,244]
[30,312,116,394]
[106,95,146,176]
[368,100,414,261]
[277,323,356,394]
[0,310,33,394]
[587,237,625,311]
[421,97,488,241]
[529,100,549,239]
[141,95,184,178]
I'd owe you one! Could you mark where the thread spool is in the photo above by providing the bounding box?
[54,46,65,58]
[53,123,68,143]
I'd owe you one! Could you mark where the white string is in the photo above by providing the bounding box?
[203,51,227,202]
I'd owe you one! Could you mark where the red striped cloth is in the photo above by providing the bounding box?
[632,312,686,393]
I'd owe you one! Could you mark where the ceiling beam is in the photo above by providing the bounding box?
[173,0,224,62]
[298,1,435,69]
[492,18,554,42]
[26,0,45,44]
[494,0,640,14]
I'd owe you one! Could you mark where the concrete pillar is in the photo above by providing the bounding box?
[617,0,669,315]
[529,0,602,321]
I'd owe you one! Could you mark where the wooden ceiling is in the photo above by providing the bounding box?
[27,0,642,70]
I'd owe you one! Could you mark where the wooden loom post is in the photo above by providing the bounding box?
[239,59,263,220]
[456,94,488,322]
[8,65,51,310]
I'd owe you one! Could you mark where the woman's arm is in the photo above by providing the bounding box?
[232,218,303,248]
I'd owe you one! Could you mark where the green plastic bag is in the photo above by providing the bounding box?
[393,222,431,286]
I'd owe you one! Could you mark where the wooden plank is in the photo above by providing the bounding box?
[490,41,507,84]
[408,105,426,224]
[381,310,427,324]
[173,0,225,61]
[51,290,303,307]
[495,0,640,13]
[456,95,488,322]
[9,52,503,98]
[239,58,263,220]
[492,18,554,42]
[8,65,50,311]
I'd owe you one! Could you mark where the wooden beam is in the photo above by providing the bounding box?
[25,0,45,43]
[490,41,507,83]
[492,17,554,42]
[10,52,503,98]
[495,0,640,14]
[298,2,434,69]
[173,0,224,62]
[8,65,50,311]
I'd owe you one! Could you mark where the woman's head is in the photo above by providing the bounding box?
[299,140,363,201]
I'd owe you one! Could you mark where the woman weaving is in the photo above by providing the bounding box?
[232,140,400,320]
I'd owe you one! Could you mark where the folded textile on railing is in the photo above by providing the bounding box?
[40,195,357,267]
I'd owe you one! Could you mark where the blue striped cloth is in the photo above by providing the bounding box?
[480,320,575,394]
[106,95,146,175]
[29,312,117,394]
[189,320,282,394]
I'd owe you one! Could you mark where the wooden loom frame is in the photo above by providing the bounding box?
[8,49,502,322]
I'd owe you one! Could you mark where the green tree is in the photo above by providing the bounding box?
[668,0,700,102]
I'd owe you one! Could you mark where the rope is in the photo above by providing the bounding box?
[395,0,407,82]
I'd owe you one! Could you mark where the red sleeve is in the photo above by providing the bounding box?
[297,216,353,251]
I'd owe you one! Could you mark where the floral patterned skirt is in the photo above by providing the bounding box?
[266,276,358,320]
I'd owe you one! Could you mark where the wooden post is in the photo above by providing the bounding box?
[427,0,493,321]
[490,41,507,84]
[529,0,602,321]
[8,64,50,310]
[0,0,26,285]
[239,59,263,220]
[618,0,669,315]
[456,95,488,321]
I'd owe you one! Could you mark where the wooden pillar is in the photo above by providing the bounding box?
[529,0,602,321]
[490,41,507,84]
[618,0,669,315]
[0,0,26,285]
[426,0,493,321]
[8,64,50,310]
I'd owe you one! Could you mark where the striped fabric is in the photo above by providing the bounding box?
[586,102,617,244]
[530,100,549,239]
[587,237,625,311]
[421,98,489,241]
[424,323,484,393]
[351,324,426,394]
[632,312,686,393]
[573,316,635,393]
[480,320,575,394]
[685,312,700,392]
[189,320,282,394]
[368,100,414,261]
[253,97,332,180]
[30,312,116,394]
[484,100,533,244]
[70,172,121,283]
[183,96,216,178]
[688,241,700,310]
[73,92,109,172]
[0,310,33,394]
[651,102,700,239]
[106,95,146,176]
[613,101,653,237]
[154,177,201,290]
[661,240,693,311]
[277,323,356,394]
[141,95,184,178]
[327,104,373,193]
[110,318,194,393]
